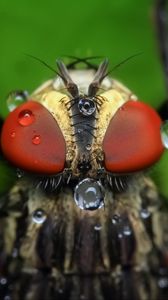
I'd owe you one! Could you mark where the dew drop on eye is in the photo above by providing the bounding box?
[32,135,41,145]
[18,110,35,126]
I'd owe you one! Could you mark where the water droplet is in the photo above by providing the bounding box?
[140,208,151,219]
[112,214,120,224]
[32,209,47,224]
[74,178,104,210]
[16,168,24,178]
[7,90,28,112]
[118,233,123,239]
[161,121,168,148]
[119,106,125,111]
[158,277,168,289]
[78,98,96,116]
[86,144,91,151]
[0,277,7,285]
[18,109,35,126]
[12,248,18,258]
[123,225,132,236]
[10,131,16,138]
[32,135,41,145]
[77,128,83,134]
[94,224,102,231]
[4,296,11,300]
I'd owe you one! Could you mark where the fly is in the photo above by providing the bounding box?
[0,10,168,298]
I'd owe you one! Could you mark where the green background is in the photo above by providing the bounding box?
[0,0,168,196]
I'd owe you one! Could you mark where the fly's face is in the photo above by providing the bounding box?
[1,58,168,300]
[30,67,131,179]
[1,59,164,210]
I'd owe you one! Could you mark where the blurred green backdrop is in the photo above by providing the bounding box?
[0,0,168,196]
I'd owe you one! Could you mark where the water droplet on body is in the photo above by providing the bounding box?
[18,110,35,126]
[161,121,168,148]
[74,178,104,210]
[86,144,91,151]
[32,209,47,224]
[16,168,24,178]
[78,98,96,116]
[112,214,120,224]
[94,224,102,231]
[123,225,132,236]
[140,208,151,219]
[4,296,11,300]
[158,277,168,289]
[7,90,28,112]
[12,248,18,258]
[0,278,7,285]
[77,128,83,134]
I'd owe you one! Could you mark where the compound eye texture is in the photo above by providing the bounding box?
[102,100,164,173]
[1,100,66,174]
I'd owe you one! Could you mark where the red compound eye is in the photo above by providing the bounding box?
[1,101,66,174]
[102,100,164,173]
